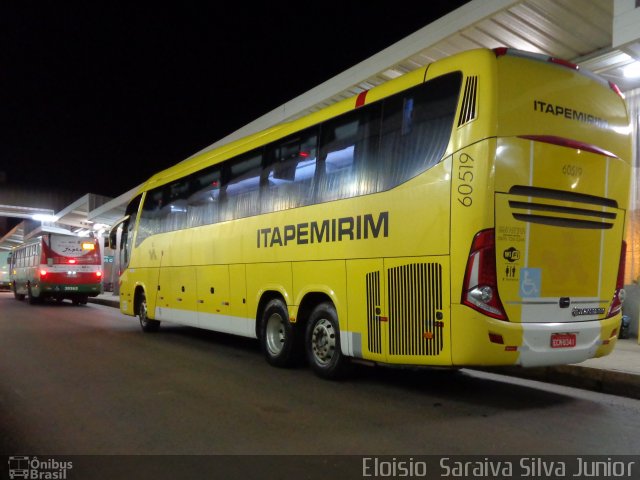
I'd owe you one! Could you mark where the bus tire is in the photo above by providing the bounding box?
[27,286,39,305]
[13,285,25,301]
[305,302,349,380]
[138,292,160,332]
[261,298,297,367]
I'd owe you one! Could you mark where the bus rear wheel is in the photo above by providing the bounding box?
[138,292,160,332]
[27,286,40,305]
[13,284,25,301]
[305,302,348,379]
[261,298,298,367]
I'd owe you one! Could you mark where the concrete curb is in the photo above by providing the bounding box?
[88,296,120,309]
[479,365,640,400]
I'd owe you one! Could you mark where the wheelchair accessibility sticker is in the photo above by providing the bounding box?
[520,268,541,298]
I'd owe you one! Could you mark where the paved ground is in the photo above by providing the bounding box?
[90,292,640,400]
[1,293,639,456]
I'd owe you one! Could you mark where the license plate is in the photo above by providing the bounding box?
[550,333,576,348]
[64,286,79,291]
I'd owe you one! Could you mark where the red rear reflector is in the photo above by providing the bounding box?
[488,333,504,344]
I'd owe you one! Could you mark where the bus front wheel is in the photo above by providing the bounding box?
[261,298,297,367]
[305,302,348,379]
[138,292,160,332]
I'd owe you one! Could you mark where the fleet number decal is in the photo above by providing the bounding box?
[456,152,474,207]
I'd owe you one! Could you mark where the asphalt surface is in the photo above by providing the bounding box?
[2,292,640,479]
[1,293,639,457]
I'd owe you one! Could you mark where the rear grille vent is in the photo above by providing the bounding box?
[457,76,478,127]
[509,186,617,208]
[388,263,443,356]
[366,271,381,354]
[508,186,617,230]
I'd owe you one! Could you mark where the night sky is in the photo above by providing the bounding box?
[1,2,470,198]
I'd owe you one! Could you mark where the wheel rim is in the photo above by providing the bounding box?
[311,318,336,366]
[139,299,148,325]
[265,312,285,356]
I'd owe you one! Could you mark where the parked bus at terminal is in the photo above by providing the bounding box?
[10,233,103,305]
[110,48,631,378]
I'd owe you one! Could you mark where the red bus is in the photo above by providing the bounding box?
[10,233,103,305]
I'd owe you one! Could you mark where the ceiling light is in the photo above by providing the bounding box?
[623,62,640,78]
[32,214,58,222]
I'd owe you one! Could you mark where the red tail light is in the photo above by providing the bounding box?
[39,269,48,279]
[462,229,508,321]
[607,241,626,318]
[96,271,103,278]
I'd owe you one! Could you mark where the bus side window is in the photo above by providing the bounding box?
[160,180,190,232]
[263,129,318,212]
[378,72,462,191]
[221,151,263,221]
[317,104,381,202]
[186,167,222,227]
[137,189,163,246]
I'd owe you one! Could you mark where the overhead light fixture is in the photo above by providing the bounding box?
[32,214,58,222]
[623,62,640,78]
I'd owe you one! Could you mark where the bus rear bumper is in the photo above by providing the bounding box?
[451,305,620,367]
[517,316,619,367]
[39,283,102,297]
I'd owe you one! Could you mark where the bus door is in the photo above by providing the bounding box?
[196,265,231,332]
[156,230,198,327]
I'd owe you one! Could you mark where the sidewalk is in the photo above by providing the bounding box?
[89,293,640,399]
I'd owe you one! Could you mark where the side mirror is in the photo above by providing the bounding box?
[108,215,129,249]
[108,227,118,250]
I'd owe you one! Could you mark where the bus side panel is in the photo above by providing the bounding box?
[292,260,347,350]
[246,262,293,324]
[449,140,496,303]
[450,304,522,366]
[196,264,230,317]
[383,256,451,366]
[229,264,252,336]
[345,259,386,362]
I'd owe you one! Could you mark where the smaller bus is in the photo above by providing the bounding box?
[10,233,103,305]
[0,251,10,290]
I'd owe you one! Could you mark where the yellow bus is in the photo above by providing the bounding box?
[110,48,631,379]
